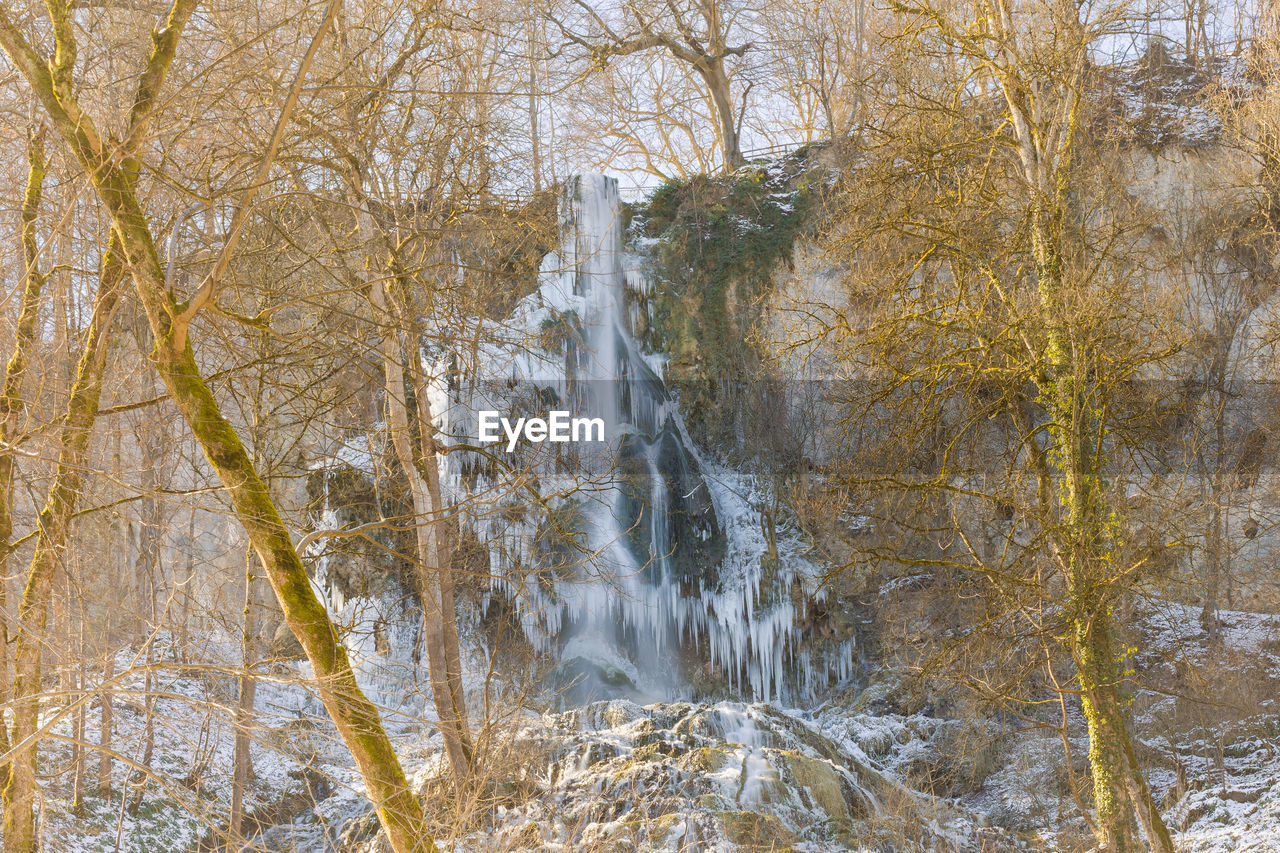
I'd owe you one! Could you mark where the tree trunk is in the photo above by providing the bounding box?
[126,652,156,817]
[229,557,260,846]
[348,157,473,787]
[527,18,542,193]
[1033,203,1174,853]
[1200,354,1234,640]
[374,295,473,785]
[0,129,54,786]
[127,467,161,818]
[180,512,196,662]
[1075,608,1133,852]
[2,247,126,853]
[699,61,743,170]
[97,426,122,800]
[145,281,435,853]
[1122,713,1176,851]
[409,353,472,774]
[1075,604,1175,852]
[96,654,114,799]
[1201,481,1224,639]
[121,200,433,848]
[71,603,86,816]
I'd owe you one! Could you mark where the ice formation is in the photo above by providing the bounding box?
[425,174,853,702]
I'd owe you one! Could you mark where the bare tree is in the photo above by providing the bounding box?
[0,1,437,850]
[551,0,755,171]
[761,0,871,144]
[0,127,53,788]
[815,0,1180,847]
[3,230,126,851]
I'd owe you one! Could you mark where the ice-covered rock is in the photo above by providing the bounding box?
[328,700,1023,852]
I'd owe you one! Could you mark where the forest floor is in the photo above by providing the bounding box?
[29,605,1280,851]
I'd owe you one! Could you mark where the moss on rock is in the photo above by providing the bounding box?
[718,810,797,850]
[630,159,825,457]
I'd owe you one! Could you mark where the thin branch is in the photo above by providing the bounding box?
[171,0,343,348]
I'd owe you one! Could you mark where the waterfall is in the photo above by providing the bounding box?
[430,174,851,703]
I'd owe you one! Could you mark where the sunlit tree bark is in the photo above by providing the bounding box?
[0,2,436,850]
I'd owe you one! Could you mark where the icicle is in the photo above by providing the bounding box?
[426,173,843,704]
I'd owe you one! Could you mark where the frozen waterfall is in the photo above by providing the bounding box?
[430,174,852,702]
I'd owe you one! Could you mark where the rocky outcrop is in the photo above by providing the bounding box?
[323,699,1022,852]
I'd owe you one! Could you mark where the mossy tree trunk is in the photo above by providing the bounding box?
[0,128,53,787]
[2,244,125,852]
[0,3,436,851]
[947,0,1178,842]
[1029,189,1175,852]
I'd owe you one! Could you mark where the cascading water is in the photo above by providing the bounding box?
[309,174,856,704]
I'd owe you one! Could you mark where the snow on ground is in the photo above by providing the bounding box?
[33,633,368,853]
[274,698,1026,852]
[1172,720,1280,853]
[25,600,1280,851]
[931,599,1280,852]
[1135,602,1280,852]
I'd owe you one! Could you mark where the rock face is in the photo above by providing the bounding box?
[367,699,1023,852]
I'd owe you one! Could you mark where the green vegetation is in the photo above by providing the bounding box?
[538,309,584,354]
[633,157,821,451]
